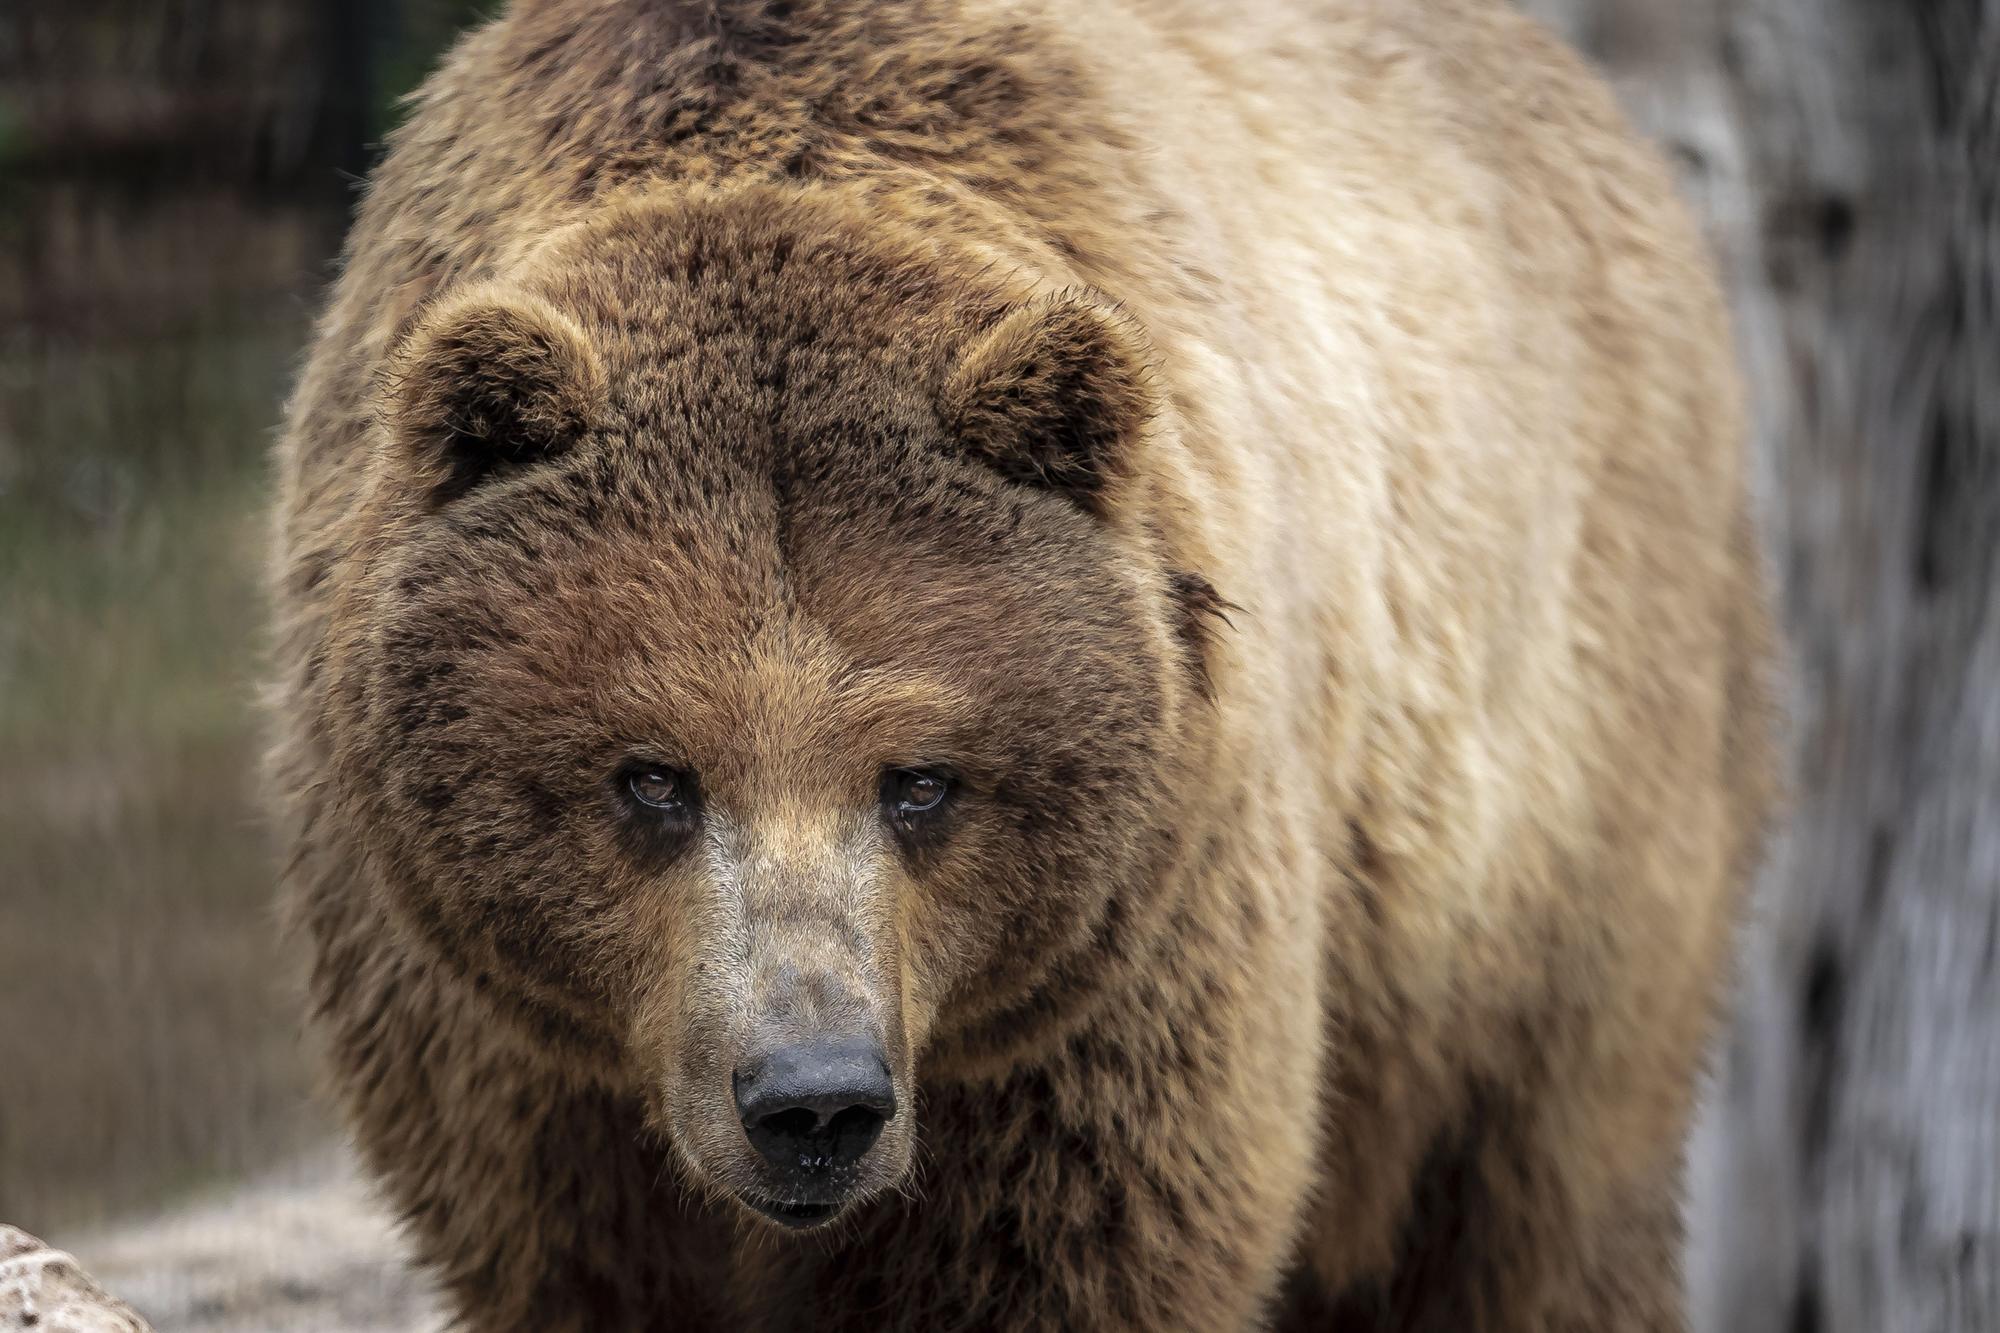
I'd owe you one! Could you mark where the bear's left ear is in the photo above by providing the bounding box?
[940,293,1154,506]
[384,286,607,505]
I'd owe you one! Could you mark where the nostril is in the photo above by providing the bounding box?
[825,1104,884,1140]
[757,1105,821,1142]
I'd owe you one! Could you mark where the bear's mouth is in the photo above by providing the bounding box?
[743,1194,843,1229]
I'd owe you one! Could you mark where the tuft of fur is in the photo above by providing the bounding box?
[268,0,1780,1329]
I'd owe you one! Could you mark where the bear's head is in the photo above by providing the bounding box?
[326,192,1226,1229]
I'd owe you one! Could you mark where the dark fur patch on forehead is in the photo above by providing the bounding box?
[442,194,1044,573]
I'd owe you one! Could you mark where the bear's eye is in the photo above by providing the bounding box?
[613,763,701,857]
[622,764,696,816]
[882,767,954,822]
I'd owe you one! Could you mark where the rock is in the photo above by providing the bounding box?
[0,1225,151,1332]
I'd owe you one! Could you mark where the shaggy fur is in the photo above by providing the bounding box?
[268,0,1779,1328]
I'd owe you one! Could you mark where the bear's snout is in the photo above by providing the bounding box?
[731,1035,896,1227]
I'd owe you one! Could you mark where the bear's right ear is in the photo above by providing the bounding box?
[383,288,607,505]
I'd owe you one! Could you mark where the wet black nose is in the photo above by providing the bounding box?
[734,1037,896,1176]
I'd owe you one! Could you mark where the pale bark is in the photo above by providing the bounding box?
[1517,1,2000,1329]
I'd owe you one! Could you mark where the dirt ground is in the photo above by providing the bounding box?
[39,1149,438,1333]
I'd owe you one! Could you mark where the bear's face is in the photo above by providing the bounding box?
[326,200,1215,1228]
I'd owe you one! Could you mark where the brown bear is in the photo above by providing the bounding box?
[268,0,1778,1328]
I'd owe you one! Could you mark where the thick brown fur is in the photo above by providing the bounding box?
[268,0,1779,1328]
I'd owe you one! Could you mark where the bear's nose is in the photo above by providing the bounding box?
[734,1037,896,1176]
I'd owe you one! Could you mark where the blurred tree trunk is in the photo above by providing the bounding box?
[1519,1,1999,1330]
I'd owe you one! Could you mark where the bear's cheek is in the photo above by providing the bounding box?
[907,719,1179,1003]
[883,796,1106,997]
[359,745,645,1011]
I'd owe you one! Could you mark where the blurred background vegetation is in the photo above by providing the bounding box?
[0,0,487,1232]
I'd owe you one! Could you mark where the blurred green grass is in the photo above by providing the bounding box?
[1,332,283,747]
[0,324,328,1232]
